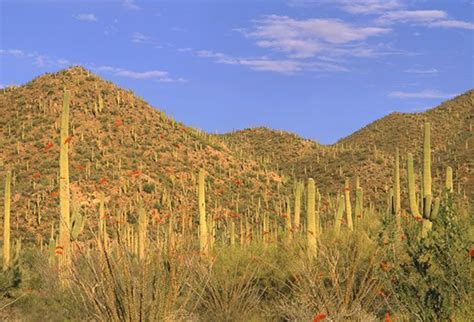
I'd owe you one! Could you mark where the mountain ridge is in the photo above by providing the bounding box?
[0,66,472,244]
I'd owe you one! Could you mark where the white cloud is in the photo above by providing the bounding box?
[388,89,455,99]
[0,49,25,57]
[377,10,446,24]
[427,19,474,30]
[403,68,438,74]
[122,0,140,10]
[74,13,98,22]
[195,50,347,74]
[98,66,186,82]
[131,32,150,43]
[289,0,402,14]
[336,0,402,14]
[130,32,162,47]
[240,15,390,59]
[0,48,71,68]
[290,1,474,30]
[376,10,474,30]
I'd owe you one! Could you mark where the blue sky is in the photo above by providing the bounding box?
[1,0,473,144]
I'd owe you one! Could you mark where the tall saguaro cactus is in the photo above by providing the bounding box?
[3,170,11,270]
[394,147,401,230]
[285,197,292,243]
[294,181,302,231]
[344,178,353,231]
[198,169,209,256]
[98,192,106,243]
[59,90,71,270]
[334,194,344,236]
[407,153,420,217]
[423,123,432,201]
[307,178,317,258]
[421,122,433,237]
[445,166,453,193]
[138,202,148,260]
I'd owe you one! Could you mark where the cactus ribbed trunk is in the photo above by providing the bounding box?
[138,203,148,260]
[394,148,401,230]
[294,181,302,231]
[198,169,209,256]
[59,90,71,271]
[3,171,11,270]
[307,179,317,258]
[99,192,106,243]
[344,178,353,231]
[285,197,292,243]
[230,221,235,246]
[407,153,420,217]
[423,123,432,200]
[445,166,453,193]
[354,187,363,227]
[334,194,344,236]
[422,122,433,238]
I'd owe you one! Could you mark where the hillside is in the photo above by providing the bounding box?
[223,91,473,200]
[338,91,473,196]
[0,66,290,243]
[0,67,472,244]
[222,127,323,170]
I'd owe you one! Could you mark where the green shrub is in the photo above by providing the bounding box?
[392,197,472,321]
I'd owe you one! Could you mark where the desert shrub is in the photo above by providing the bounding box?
[68,238,196,321]
[391,196,472,321]
[189,246,270,321]
[272,233,388,321]
[143,183,155,193]
[0,247,82,321]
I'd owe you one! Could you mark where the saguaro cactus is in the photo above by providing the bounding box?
[285,197,292,243]
[394,148,401,230]
[344,178,353,231]
[354,186,363,226]
[334,194,344,236]
[198,169,209,256]
[423,123,432,202]
[138,202,148,260]
[70,202,86,240]
[294,181,302,231]
[59,90,71,270]
[421,122,434,237]
[407,153,420,217]
[98,192,106,243]
[3,170,11,270]
[307,178,317,258]
[445,166,453,193]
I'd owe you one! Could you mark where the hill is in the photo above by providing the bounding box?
[223,91,473,200]
[0,67,471,244]
[0,66,290,243]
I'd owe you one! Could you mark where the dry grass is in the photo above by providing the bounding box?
[189,249,265,322]
[272,233,388,321]
[67,234,196,321]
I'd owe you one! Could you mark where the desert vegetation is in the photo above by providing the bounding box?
[0,68,472,321]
